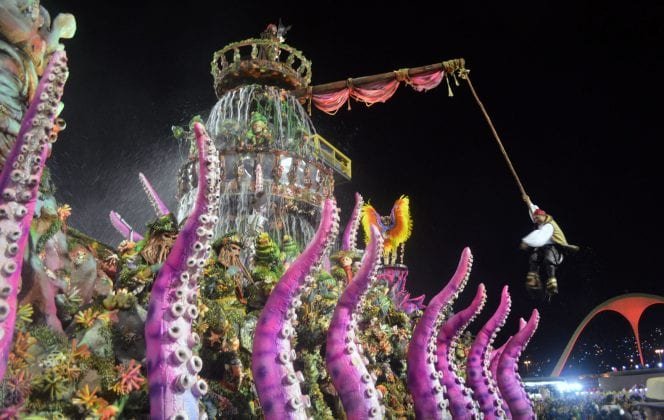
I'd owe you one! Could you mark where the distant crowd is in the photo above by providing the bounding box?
[533,390,647,419]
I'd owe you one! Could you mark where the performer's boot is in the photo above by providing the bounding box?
[546,277,558,296]
[525,272,541,296]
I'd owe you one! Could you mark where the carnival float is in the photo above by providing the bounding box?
[0,3,540,419]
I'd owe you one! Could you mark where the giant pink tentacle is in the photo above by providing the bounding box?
[326,225,384,419]
[252,198,339,419]
[140,172,170,216]
[467,285,511,419]
[407,247,473,419]
[489,317,526,418]
[341,192,363,251]
[0,51,68,382]
[497,310,540,420]
[490,318,526,382]
[145,122,220,420]
[435,283,485,419]
[489,336,512,419]
[109,210,144,242]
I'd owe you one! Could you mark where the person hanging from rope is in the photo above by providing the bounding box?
[520,195,579,298]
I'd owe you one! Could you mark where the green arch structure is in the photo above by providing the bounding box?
[551,293,664,377]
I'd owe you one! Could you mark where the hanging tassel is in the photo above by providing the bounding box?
[446,76,454,97]
[347,78,353,110]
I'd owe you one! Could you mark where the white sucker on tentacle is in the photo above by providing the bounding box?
[341,192,363,252]
[140,172,171,216]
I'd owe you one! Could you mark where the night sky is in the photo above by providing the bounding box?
[46,0,663,374]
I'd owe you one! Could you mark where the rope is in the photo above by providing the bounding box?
[306,86,312,115]
[461,70,527,199]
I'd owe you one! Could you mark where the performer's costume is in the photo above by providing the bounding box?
[522,203,577,296]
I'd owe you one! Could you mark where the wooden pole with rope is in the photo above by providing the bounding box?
[459,72,582,300]
[459,70,530,204]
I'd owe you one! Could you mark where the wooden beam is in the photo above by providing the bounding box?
[291,58,465,98]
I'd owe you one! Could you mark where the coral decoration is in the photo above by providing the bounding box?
[72,384,106,412]
[57,204,72,223]
[112,359,146,395]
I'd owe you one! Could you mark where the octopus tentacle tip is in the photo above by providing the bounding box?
[326,225,384,418]
[192,122,207,136]
[496,309,540,418]
[145,116,219,418]
[253,198,338,419]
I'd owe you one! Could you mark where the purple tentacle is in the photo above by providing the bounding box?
[435,283,486,419]
[467,285,511,419]
[0,51,68,382]
[109,210,144,242]
[490,318,525,418]
[497,310,540,420]
[490,317,526,381]
[252,198,339,419]
[489,339,508,383]
[407,247,473,419]
[342,192,363,251]
[326,225,384,419]
[145,123,220,420]
[140,172,171,216]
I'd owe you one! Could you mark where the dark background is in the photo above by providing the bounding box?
[46,0,663,375]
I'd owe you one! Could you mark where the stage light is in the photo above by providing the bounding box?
[554,381,583,392]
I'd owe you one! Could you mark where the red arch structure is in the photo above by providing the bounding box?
[551,293,664,377]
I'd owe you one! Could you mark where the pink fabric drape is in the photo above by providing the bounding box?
[312,89,350,115]
[310,69,446,114]
[350,79,400,105]
[407,69,445,92]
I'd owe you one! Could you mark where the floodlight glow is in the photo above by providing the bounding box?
[554,381,583,392]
